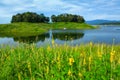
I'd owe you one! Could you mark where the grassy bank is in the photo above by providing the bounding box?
[50,22,95,29]
[0,22,96,37]
[0,43,120,80]
[0,23,48,37]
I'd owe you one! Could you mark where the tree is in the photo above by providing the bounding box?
[11,13,22,23]
[77,16,85,23]
[51,13,85,23]
[11,12,49,23]
[51,15,57,22]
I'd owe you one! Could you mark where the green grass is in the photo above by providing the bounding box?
[0,43,120,80]
[50,22,96,29]
[0,22,96,37]
[0,23,48,37]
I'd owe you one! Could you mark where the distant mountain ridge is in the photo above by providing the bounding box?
[86,19,120,25]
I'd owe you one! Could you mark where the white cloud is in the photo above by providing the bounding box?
[0,0,120,23]
[32,0,84,13]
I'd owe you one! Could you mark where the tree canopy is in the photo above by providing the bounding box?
[11,12,49,23]
[11,12,85,23]
[51,13,85,23]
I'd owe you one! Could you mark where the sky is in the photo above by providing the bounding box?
[0,0,120,24]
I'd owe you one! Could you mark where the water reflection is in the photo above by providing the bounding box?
[1,25,120,46]
[13,30,84,43]
[53,32,84,41]
[14,33,49,43]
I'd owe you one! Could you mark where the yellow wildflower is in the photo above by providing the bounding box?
[69,58,75,66]
[57,56,60,61]
[83,58,86,65]
[57,59,61,70]
[98,51,102,60]
[89,56,92,71]
[7,56,10,61]
[80,52,84,57]
[46,66,49,74]
[52,39,55,44]
[118,59,120,64]
[68,70,72,76]
[78,72,83,78]
[89,42,93,47]
[47,46,51,51]
[110,50,115,63]
[45,61,48,64]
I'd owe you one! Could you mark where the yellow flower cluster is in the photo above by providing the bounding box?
[118,59,120,64]
[110,50,115,63]
[68,70,72,76]
[98,51,102,59]
[89,42,93,47]
[69,58,75,66]
[89,56,92,71]
[83,58,86,65]
[47,46,51,51]
[57,56,61,70]
[78,72,83,78]
[52,39,55,44]
[46,66,49,74]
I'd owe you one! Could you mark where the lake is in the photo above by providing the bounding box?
[0,25,120,46]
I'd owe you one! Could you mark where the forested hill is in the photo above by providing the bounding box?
[100,22,120,25]
[86,19,120,25]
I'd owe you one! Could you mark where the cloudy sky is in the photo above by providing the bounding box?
[0,0,120,23]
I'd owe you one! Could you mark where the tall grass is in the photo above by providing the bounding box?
[0,43,120,80]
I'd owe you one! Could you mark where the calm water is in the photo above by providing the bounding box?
[0,25,120,46]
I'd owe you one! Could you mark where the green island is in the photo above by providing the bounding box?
[0,22,95,37]
[0,12,96,37]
